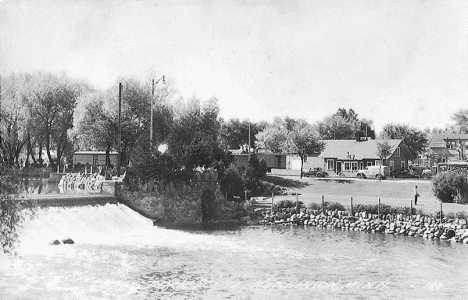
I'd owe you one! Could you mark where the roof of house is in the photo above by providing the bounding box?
[429,134,468,147]
[318,139,404,160]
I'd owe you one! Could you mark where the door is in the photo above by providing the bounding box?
[336,162,342,173]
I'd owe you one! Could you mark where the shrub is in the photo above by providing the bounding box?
[220,165,245,201]
[432,172,468,203]
[445,212,456,220]
[308,202,321,210]
[258,159,268,177]
[326,202,346,211]
[275,200,304,210]
[456,211,468,219]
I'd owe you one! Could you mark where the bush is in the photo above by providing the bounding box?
[327,202,346,211]
[307,201,346,211]
[274,200,304,210]
[445,212,456,219]
[308,202,321,210]
[432,172,468,203]
[456,211,468,219]
[258,159,268,177]
[221,165,245,201]
[1,164,36,254]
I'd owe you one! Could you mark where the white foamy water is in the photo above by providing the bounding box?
[1,204,468,299]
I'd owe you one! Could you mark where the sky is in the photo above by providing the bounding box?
[0,0,466,133]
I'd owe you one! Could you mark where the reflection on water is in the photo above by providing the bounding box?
[18,178,60,195]
[1,204,467,299]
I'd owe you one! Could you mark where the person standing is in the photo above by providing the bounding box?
[414,186,420,205]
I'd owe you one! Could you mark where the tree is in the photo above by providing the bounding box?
[255,125,288,153]
[316,108,375,140]
[451,109,468,126]
[288,124,325,178]
[379,123,428,157]
[377,139,393,180]
[167,97,228,170]
[220,164,244,201]
[74,95,118,167]
[219,118,259,151]
[0,74,31,166]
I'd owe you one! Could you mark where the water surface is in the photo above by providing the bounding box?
[1,205,467,299]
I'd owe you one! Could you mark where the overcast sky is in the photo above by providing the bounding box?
[0,0,466,133]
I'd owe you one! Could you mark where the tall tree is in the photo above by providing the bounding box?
[287,124,325,178]
[255,125,288,153]
[167,97,228,170]
[317,108,375,140]
[220,118,259,151]
[379,123,428,157]
[0,74,30,165]
[24,73,80,169]
[451,109,468,126]
[376,139,394,180]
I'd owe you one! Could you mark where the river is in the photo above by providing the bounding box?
[1,204,467,299]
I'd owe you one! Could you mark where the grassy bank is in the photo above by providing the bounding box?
[264,175,468,215]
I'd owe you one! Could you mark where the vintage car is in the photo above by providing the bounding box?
[356,166,390,180]
[302,167,328,177]
[390,169,420,178]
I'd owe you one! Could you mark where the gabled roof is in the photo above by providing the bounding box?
[318,139,403,160]
[430,134,468,147]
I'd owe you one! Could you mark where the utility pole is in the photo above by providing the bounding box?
[150,79,154,149]
[248,122,251,154]
[117,82,122,176]
[150,75,165,150]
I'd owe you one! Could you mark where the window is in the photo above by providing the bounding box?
[92,154,98,165]
[375,160,381,166]
[367,162,373,166]
[303,156,308,162]
[327,159,334,171]
[360,162,364,169]
[401,161,406,170]
[389,161,394,171]
[344,162,350,171]
[395,147,401,157]
[351,162,358,171]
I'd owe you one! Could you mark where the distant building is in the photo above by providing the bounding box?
[427,133,468,164]
[73,151,118,166]
[318,139,414,175]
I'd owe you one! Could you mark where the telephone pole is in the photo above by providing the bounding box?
[150,75,165,150]
[117,82,122,176]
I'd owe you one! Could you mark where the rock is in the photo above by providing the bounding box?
[446,229,456,239]
[49,240,61,245]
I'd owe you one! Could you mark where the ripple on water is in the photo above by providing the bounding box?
[2,205,468,299]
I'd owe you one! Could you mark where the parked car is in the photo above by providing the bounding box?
[390,169,420,178]
[302,167,328,177]
[356,166,390,180]
[421,166,437,180]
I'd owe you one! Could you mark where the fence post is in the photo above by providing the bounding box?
[296,192,299,214]
[378,197,381,219]
[245,190,247,201]
[350,196,353,216]
[225,192,227,204]
[321,195,325,213]
[410,199,413,217]
[271,192,274,214]
[440,202,443,223]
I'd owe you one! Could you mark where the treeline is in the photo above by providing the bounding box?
[1,72,466,173]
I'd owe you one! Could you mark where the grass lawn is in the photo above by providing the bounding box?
[264,175,468,215]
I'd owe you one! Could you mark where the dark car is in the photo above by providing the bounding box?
[390,169,420,178]
[302,167,328,177]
